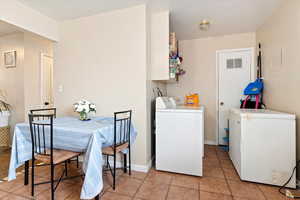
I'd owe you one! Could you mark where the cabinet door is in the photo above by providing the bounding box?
[151,11,170,80]
[229,117,242,177]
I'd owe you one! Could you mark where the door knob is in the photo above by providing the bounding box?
[220,102,224,106]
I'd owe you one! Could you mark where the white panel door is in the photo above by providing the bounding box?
[41,54,53,107]
[218,49,252,145]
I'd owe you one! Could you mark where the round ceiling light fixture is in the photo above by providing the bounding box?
[199,19,210,31]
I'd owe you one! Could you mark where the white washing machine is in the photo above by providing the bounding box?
[155,97,204,176]
[229,109,296,188]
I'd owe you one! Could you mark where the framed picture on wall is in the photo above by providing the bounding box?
[4,51,16,68]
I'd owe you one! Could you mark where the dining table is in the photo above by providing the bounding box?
[8,116,137,199]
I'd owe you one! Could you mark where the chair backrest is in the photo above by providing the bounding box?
[114,110,132,148]
[28,114,54,158]
[30,108,57,119]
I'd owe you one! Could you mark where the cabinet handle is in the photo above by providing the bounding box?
[237,121,240,124]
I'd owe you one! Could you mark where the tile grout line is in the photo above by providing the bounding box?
[9,163,83,199]
[201,146,237,198]
[4,191,34,200]
[198,177,201,200]
[216,146,269,200]
[206,146,278,200]
[164,175,173,200]
[216,147,235,199]
[0,190,10,198]
[2,146,271,200]
[101,170,128,197]
[94,169,151,199]
[256,182,268,200]
[131,169,152,200]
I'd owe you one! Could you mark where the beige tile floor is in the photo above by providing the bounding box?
[0,147,25,181]
[0,147,13,180]
[0,145,293,199]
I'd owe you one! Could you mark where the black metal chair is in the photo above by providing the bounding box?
[30,108,79,168]
[102,110,132,190]
[28,114,81,200]
[30,108,57,118]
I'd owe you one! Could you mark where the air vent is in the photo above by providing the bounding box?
[227,58,242,69]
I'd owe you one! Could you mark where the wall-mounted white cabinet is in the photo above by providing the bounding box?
[151,11,170,81]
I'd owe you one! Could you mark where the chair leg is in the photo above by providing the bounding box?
[95,195,100,200]
[106,155,109,168]
[51,164,55,200]
[113,155,116,190]
[123,154,127,173]
[65,161,68,177]
[129,146,131,175]
[76,156,79,168]
[31,158,35,196]
[24,160,29,185]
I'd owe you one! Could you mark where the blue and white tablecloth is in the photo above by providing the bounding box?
[8,117,137,199]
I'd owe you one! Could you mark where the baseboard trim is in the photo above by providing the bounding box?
[204,140,217,145]
[130,160,152,173]
[78,155,152,173]
[106,156,152,173]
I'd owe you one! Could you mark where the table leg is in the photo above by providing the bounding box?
[24,160,29,185]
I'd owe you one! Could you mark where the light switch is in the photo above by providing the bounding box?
[58,85,63,93]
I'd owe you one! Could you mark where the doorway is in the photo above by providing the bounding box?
[0,21,54,183]
[217,48,254,145]
[40,53,54,107]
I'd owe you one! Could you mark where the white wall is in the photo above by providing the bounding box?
[0,31,53,141]
[53,5,150,167]
[23,32,53,117]
[0,33,25,136]
[0,0,59,42]
[146,5,153,163]
[256,0,300,164]
[166,32,256,143]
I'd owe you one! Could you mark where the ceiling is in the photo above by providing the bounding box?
[0,21,22,37]
[16,0,284,40]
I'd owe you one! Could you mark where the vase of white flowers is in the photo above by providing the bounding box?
[73,100,96,121]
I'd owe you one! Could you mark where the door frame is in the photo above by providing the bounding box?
[40,53,54,106]
[215,47,255,145]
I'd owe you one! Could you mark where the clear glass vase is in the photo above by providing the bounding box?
[79,112,88,121]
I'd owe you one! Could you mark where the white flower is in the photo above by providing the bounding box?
[76,106,84,112]
[83,104,90,113]
[74,99,96,114]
